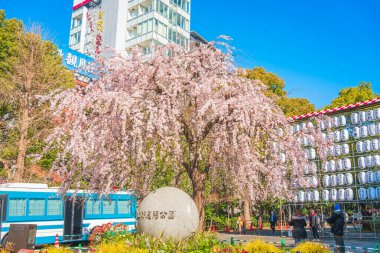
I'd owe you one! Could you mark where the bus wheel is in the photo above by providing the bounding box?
[1,233,9,249]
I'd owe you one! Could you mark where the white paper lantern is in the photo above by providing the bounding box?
[366,155,373,168]
[353,127,360,139]
[322,190,330,201]
[375,108,380,120]
[321,133,327,141]
[301,122,307,132]
[304,164,309,175]
[371,139,379,151]
[342,144,350,155]
[293,192,299,202]
[306,122,313,131]
[339,115,347,126]
[335,145,342,156]
[367,187,376,200]
[343,158,352,170]
[329,160,336,172]
[351,112,359,124]
[364,140,372,153]
[373,155,380,166]
[280,153,286,163]
[361,125,368,138]
[341,129,349,141]
[375,171,380,183]
[328,146,335,156]
[358,157,366,169]
[323,175,330,187]
[304,150,308,159]
[295,124,301,132]
[305,190,312,202]
[336,159,343,171]
[369,124,377,136]
[338,189,345,201]
[312,190,320,202]
[330,189,338,201]
[308,149,316,160]
[366,171,375,184]
[358,172,367,184]
[332,117,339,128]
[367,110,374,121]
[356,141,364,153]
[322,162,329,172]
[337,174,345,185]
[345,173,353,185]
[359,111,367,123]
[330,175,337,187]
[377,123,380,135]
[376,187,380,199]
[358,188,367,200]
[320,121,326,130]
[298,191,305,202]
[334,130,341,142]
[345,188,354,201]
[326,120,332,129]
[310,162,317,174]
[302,136,309,146]
[310,176,318,188]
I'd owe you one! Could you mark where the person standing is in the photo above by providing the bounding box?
[309,209,320,241]
[269,211,277,235]
[238,215,245,235]
[327,204,345,253]
[289,211,307,244]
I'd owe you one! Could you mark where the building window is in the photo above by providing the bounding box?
[28,199,45,216]
[118,200,131,214]
[9,198,26,216]
[71,16,82,29]
[87,199,101,215]
[103,200,116,214]
[47,199,63,216]
[69,31,81,46]
[155,19,167,38]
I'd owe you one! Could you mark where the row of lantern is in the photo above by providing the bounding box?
[357,171,380,184]
[357,155,380,169]
[327,144,350,157]
[296,187,380,202]
[327,124,380,143]
[321,158,352,172]
[351,109,380,125]
[356,139,380,153]
[321,171,380,187]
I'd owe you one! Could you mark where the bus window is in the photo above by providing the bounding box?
[29,198,45,216]
[9,198,26,216]
[103,200,116,214]
[47,199,63,216]
[117,200,131,214]
[87,199,101,215]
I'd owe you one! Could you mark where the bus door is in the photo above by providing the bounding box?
[63,197,84,241]
[0,195,7,240]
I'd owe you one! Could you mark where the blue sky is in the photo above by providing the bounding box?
[1,0,379,109]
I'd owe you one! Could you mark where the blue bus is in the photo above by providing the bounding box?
[0,183,137,247]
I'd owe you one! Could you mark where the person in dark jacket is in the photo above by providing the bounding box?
[288,211,307,244]
[309,209,320,241]
[327,204,345,253]
[269,211,278,235]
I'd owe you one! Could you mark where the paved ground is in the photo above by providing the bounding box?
[218,230,379,253]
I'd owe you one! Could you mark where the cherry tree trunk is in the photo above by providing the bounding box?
[243,198,251,229]
[15,94,29,181]
[190,168,206,231]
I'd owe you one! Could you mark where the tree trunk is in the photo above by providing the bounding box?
[15,94,29,181]
[190,168,206,231]
[243,198,251,229]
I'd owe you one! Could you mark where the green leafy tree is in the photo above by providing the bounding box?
[0,13,74,181]
[244,67,287,97]
[325,82,377,109]
[277,97,316,117]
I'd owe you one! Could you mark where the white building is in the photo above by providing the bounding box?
[69,0,191,57]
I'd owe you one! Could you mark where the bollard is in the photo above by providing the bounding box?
[230,237,235,246]
[281,238,285,247]
[374,243,379,253]
[78,243,82,253]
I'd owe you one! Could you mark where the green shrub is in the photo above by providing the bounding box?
[244,240,282,253]
[290,242,330,253]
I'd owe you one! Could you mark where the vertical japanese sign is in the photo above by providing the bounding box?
[58,46,96,80]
